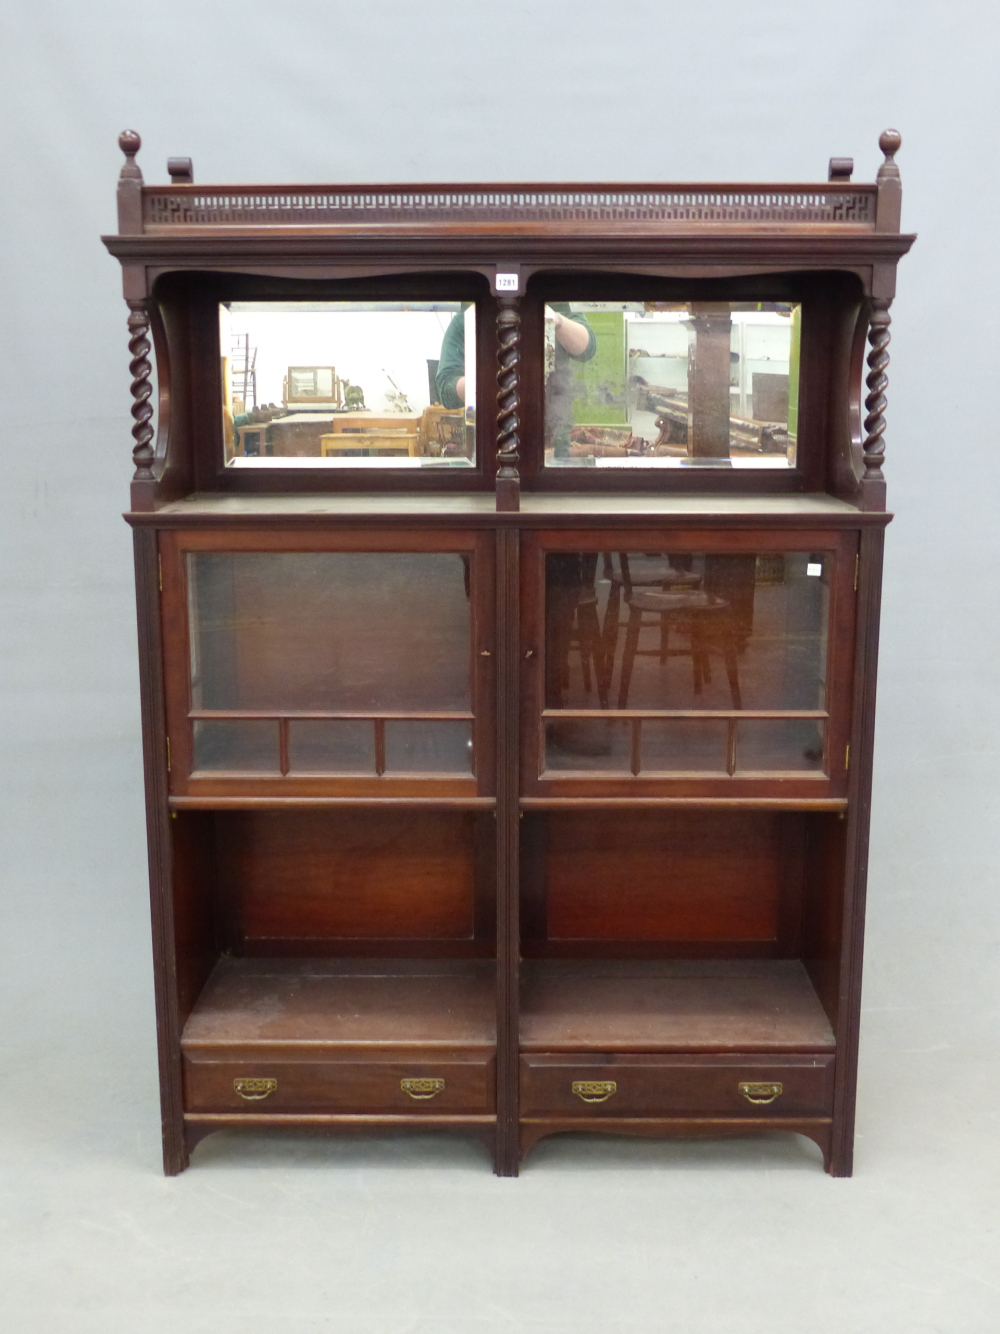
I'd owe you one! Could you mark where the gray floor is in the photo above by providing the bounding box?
[3,1,1000,1329]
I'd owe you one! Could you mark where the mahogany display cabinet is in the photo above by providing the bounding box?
[103,131,912,1176]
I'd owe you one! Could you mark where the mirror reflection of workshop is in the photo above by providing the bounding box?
[220,302,477,468]
[544,301,800,470]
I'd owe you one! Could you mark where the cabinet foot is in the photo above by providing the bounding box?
[163,1128,191,1175]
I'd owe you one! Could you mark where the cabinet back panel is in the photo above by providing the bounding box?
[544,810,787,943]
[216,810,477,944]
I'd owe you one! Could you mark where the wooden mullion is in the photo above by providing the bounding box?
[495,527,520,1175]
[630,718,642,777]
[374,719,386,777]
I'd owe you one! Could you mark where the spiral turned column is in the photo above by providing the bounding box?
[862,299,891,482]
[127,301,155,482]
[495,296,521,512]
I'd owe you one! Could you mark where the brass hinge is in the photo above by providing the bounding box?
[854,554,859,592]
[158,553,163,592]
[166,736,171,772]
[845,744,850,771]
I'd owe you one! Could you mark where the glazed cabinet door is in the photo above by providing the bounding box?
[160,528,495,800]
[520,527,858,801]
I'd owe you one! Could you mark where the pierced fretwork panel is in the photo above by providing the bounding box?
[144,187,875,229]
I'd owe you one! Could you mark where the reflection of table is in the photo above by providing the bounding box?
[321,429,419,458]
[321,412,422,458]
[237,413,340,458]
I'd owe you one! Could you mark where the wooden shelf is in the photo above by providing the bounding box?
[520,797,847,811]
[182,956,496,1050]
[130,491,876,527]
[520,959,835,1053]
[169,796,497,811]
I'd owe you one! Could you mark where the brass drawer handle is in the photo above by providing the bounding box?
[739,1081,783,1106]
[572,1080,617,1103]
[401,1077,445,1100]
[234,1077,277,1101]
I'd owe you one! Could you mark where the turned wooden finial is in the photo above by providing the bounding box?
[117,130,144,234]
[875,128,902,233]
[118,130,143,179]
[877,129,902,177]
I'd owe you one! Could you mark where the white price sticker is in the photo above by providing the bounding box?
[495,272,519,292]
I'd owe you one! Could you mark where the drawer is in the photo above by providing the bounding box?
[184,1051,495,1114]
[521,1053,834,1118]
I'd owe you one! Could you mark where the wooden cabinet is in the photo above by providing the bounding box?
[104,130,912,1176]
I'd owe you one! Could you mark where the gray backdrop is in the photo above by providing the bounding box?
[2,2,998,1331]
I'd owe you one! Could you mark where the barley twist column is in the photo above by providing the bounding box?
[127,301,155,481]
[862,300,891,482]
[495,296,521,512]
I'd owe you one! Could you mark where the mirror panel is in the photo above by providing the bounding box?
[542,301,800,470]
[220,302,477,469]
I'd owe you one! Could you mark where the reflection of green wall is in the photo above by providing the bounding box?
[787,305,801,438]
[570,311,628,425]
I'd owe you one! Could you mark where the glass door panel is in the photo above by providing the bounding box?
[527,534,853,795]
[163,534,492,796]
[189,551,471,713]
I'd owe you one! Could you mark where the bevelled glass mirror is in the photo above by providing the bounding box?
[542,301,800,470]
[219,302,477,468]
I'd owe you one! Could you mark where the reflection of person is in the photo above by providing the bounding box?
[435,302,596,409]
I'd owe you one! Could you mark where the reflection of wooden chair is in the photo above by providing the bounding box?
[601,554,702,674]
[617,578,742,711]
[547,554,610,709]
[569,585,608,707]
[236,423,272,457]
[417,404,465,456]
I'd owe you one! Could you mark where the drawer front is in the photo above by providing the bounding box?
[521,1054,834,1118]
[184,1053,495,1114]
